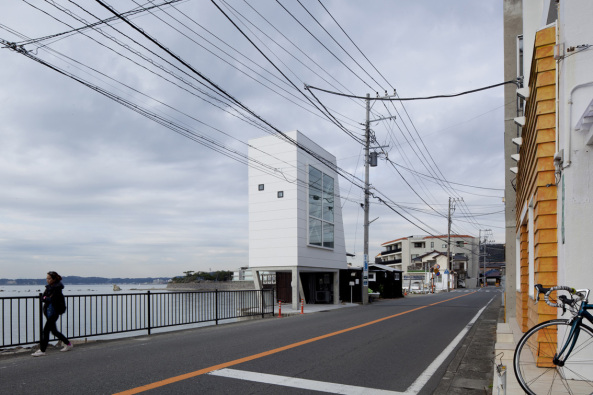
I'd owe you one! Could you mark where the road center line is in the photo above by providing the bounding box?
[113,291,478,395]
[209,368,405,395]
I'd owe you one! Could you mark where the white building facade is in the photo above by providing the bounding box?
[248,131,347,309]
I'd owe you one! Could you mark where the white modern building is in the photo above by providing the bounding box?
[248,130,347,309]
[379,235,478,288]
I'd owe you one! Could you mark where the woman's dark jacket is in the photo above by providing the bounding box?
[42,281,67,317]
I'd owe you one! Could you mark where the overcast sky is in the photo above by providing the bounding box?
[0,0,505,279]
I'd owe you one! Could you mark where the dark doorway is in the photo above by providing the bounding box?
[300,272,333,304]
[276,272,292,303]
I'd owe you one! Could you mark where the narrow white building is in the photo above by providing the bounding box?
[248,131,347,309]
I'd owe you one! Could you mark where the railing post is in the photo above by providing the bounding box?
[215,289,219,325]
[261,288,264,319]
[38,293,43,345]
[147,291,151,335]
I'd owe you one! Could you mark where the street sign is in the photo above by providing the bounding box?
[445,269,450,274]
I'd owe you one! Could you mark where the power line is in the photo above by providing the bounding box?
[305,79,521,101]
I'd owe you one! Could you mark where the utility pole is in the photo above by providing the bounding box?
[363,93,370,305]
[447,197,452,292]
[446,197,462,291]
[479,229,482,287]
[362,92,394,305]
[479,229,492,287]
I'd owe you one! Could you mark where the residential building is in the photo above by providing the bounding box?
[510,0,593,331]
[248,131,347,309]
[379,235,478,288]
[499,0,593,385]
[408,251,451,292]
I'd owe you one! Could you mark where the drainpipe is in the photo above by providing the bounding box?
[563,81,593,169]
[555,21,560,155]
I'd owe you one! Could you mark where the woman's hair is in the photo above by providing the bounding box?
[47,271,62,282]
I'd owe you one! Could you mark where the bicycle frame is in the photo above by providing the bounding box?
[554,291,593,365]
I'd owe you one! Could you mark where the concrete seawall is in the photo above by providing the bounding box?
[166,281,257,292]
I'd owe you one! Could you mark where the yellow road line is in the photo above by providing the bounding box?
[114,291,477,394]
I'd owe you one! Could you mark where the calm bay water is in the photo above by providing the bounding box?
[1,284,250,348]
[0,283,169,297]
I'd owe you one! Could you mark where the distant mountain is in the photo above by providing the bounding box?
[0,276,171,285]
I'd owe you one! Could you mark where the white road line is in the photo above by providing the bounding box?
[209,368,405,395]
[404,297,493,394]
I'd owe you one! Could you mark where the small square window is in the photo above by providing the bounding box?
[277,191,284,198]
[258,184,264,191]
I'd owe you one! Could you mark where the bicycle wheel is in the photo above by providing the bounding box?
[514,319,593,394]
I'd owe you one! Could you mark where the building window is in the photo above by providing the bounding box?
[456,241,464,247]
[413,242,425,249]
[430,242,434,248]
[368,272,376,282]
[258,184,264,191]
[517,35,524,81]
[277,191,284,198]
[308,165,334,248]
[442,244,447,248]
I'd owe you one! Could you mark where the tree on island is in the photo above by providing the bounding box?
[172,271,233,283]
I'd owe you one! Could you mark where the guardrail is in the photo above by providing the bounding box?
[1,289,274,348]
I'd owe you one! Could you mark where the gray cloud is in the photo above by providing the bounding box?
[0,0,505,278]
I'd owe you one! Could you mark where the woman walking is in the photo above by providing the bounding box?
[32,271,73,356]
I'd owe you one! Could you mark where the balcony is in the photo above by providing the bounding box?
[381,248,402,255]
[381,256,402,264]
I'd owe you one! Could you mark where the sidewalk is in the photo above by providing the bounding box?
[433,293,502,395]
[274,301,360,316]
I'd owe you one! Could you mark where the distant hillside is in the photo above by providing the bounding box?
[0,276,171,285]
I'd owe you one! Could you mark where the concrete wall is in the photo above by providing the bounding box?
[503,0,522,320]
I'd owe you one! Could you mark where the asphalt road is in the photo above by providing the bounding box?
[0,290,498,394]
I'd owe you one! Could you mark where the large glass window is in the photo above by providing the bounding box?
[309,165,334,248]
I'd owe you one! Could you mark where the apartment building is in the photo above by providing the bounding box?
[379,235,478,288]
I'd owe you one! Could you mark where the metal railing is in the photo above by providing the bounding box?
[1,289,274,348]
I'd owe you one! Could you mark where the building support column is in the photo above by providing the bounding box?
[291,267,300,310]
[252,269,262,290]
[333,270,340,304]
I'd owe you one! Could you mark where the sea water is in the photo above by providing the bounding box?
[0,283,169,297]
[1,284,239,348]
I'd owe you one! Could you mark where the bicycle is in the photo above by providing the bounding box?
[514,284,593,394]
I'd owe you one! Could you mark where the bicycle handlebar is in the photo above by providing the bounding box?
[534,284,578,307]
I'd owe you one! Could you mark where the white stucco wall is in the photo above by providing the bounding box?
[248,130,347,270]
[556,0,593,291]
